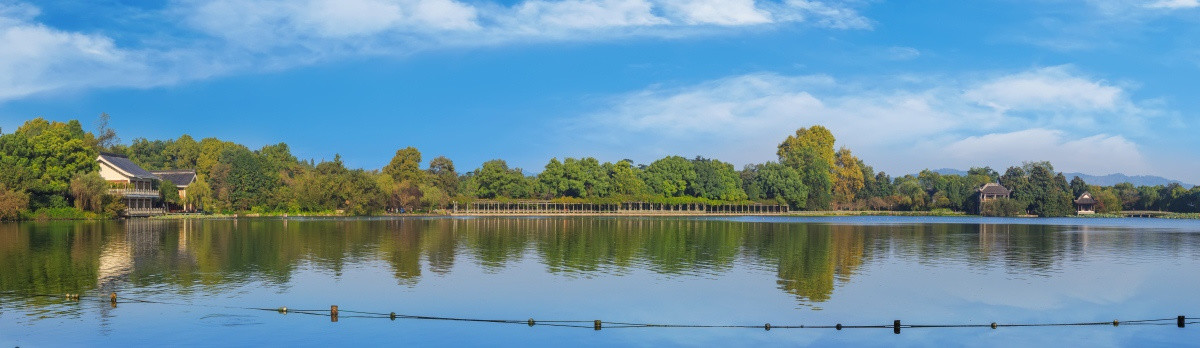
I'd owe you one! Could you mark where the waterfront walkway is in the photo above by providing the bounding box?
[451,201,789,216]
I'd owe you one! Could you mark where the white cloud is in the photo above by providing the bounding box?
[884,46,920,61]
[185,0,479,46]
[0,1,871,103]
[573,68,1168,177]
[511,0,668,31]
[1146,0,1200,9]
[941,129,1150,175]
[779,0,871,29]
[0,4,169,101]
[180,0,869,48]
[660,0,773,25]
[964,66,1123,113]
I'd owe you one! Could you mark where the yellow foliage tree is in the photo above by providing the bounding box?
[832,147,864,206]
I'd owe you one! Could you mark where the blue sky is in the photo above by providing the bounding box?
[1,0,1198,183]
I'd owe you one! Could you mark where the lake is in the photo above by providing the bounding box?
[1,216,1198,347]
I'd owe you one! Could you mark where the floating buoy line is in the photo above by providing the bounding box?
[1,291,1195,333]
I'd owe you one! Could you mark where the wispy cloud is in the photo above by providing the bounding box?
[0,2,189,101]
[1146,0,1200,9]
[572,67,1171,177]
[0,0,871,104]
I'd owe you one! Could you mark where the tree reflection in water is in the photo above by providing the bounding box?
[3,217,1189,310]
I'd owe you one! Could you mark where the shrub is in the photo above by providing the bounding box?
[0,185,30,220]
[980,198,1026,217]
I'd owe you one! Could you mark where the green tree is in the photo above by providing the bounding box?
[778,125,835,169]
[128,138,171,170]
[640,156,696,197]
[1005,162,1073,217]
[427,156,458,196]
[798,147,832,210]
[343,169,386,215]
[605,160,648,196]
[68,172,108,212]
[159,179,180,206]
[7,118,98,208]
[980,198,1025,217]
[471,160,532,199]
[384,147,424,183]
[209,146,273,211]
[751,162,808,209]
[777,126,835,210]
[1090,188,1121,214]
[168,135,200,169]
[1069,176,1088,198]
[689,157,746,201]
[967,167,999,182]
[186,175,212,211]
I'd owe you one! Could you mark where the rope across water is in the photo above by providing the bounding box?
[2,291,1196,332]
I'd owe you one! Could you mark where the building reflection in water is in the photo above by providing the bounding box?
[6,217,1198,319]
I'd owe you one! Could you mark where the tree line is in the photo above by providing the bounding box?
[0,115,1197,219]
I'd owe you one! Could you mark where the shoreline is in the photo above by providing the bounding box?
[135,211,1197,219]
[9,211,1196,222]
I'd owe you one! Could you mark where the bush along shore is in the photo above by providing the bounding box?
[2,116,1197,221]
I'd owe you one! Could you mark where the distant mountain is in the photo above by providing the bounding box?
[928,168,1194,188]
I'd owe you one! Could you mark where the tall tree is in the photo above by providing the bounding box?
[209,146,273,211]
[778,126,836,210]
[1069,176,1089,197]
[750,162,808,209]
[426,156,459,196]
[689,157,746,201]
[185,175,212,211]
[6,118,98,208]
[383,147,424,183]
[605,160,648,196]
[94,112,119,151]
[159,179,180,206]
[471,160,531,199]
[169,135,200,169]
[778,126,835,169]
[640,156,696,197]
[832,148,864,206]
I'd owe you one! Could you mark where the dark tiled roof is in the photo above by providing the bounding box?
[151,170,197,187]
[978,183,1011,195]
[98,153,157,179]
[1075,192,1097,205]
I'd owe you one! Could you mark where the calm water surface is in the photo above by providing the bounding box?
[1,216,1199,347]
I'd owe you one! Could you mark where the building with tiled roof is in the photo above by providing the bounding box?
[1074,192,1097,215]
[97,153,161,216]
[150,170,197,212]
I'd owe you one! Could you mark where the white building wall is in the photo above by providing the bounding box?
[98,160,130,182]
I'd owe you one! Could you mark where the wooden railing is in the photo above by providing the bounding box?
[109,188,159,197]
[124,208,163,216]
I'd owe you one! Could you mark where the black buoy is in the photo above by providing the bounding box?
[1179,316,1186,328]
[835,324,842,330]
[1112,319,1119,327]
[894,320,901,334]
[990,322,997,329]
[764,323,771,331]
[528,318,535,327]
[390,312,397,320]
